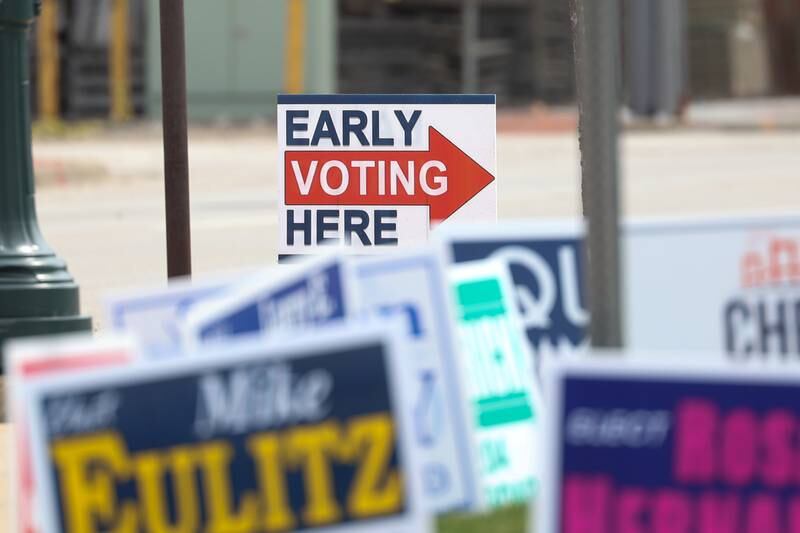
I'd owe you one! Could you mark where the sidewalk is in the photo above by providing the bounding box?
[684,97,800,130]
[496,97,800,134]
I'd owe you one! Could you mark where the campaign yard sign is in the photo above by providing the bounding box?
[539,356,800,533]
[352,251,479,512]
[23,325,429,533]
[437,221,588,361]
[183,256,356,345]
[624,214,800,360]
[278,95,497,260]
[5,334,136,533]
[449,260,542,508]
[106,275,233,357]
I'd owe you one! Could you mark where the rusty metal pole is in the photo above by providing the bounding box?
[159,0,191,278]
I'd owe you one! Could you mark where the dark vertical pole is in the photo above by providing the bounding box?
[571,0,624,348]
[654,0,687,117]
[159,0,191,278]
[626,0,657,116]
[461,0,479,93]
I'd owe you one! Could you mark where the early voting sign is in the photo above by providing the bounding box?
[352,251,478,511]
[24,326,428,533]
[278,95,497,259]
[539,356,800,533]
[449,260,541,508]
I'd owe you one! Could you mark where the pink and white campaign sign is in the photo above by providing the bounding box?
[537,354,800,533]
[625,214,800,359]
[278,95,497,260]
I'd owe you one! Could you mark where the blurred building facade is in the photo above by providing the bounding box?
[27,0,800,121]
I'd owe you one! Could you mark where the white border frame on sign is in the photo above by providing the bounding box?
[350,247,482,510]
[180,254,360,349]
[5,333,138,374]
[624,211,800,235]
[24,322,431,533]
[536,352,800,533]
[105,272,234,331]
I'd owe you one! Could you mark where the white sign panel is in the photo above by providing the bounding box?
[448,260,542,509]
[278,95,497,260]
[105,275,235,357]
[351,251,479,512]
[625,214,800,359]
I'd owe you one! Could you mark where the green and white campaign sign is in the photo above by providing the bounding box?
[448,260,541,509]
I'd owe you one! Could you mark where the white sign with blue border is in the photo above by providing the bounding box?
[350,250,479,512]
[278,94,497,260]
[105,275,237,357]
[182,255,357,346]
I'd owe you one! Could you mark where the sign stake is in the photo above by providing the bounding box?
[159,0,192,278]
[571,0,624,348]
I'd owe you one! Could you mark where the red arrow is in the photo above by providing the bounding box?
[284,126,495,222]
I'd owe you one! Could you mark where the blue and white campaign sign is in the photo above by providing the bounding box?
[538,354,800,533]
[351,250,478,512]
[5,334,137,533]
[105,274,239,357]
[278,95,497,260]
[437,221,588,361]
[183,255,357,345]
[22,324,429,533]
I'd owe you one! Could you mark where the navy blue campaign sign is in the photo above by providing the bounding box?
[26,325,428,533]
[437,222,588,358]
[352,251,478,512]
[538,357,800,533]
[183,255,355,345]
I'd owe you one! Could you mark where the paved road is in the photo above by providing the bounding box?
[30,127,800,329]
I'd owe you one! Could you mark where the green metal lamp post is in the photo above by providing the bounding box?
[0,0,91,350]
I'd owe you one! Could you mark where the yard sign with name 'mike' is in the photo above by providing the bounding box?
[278,95,497,259]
